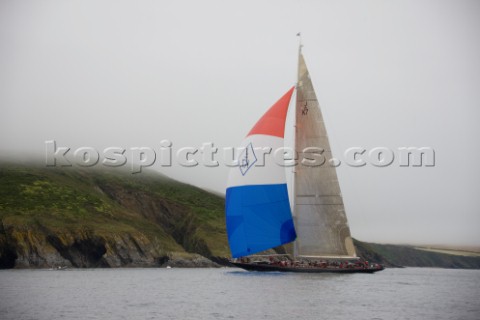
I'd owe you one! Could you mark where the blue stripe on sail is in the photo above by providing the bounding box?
[225,183,297,258]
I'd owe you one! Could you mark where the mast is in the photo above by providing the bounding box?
[292,34,302,258]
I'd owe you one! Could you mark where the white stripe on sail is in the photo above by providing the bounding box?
[227,135,286,188]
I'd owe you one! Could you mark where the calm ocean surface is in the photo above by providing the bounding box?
[0,267,479,320]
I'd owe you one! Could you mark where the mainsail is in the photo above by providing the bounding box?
[293,52,356,258]
[225,88,297,258]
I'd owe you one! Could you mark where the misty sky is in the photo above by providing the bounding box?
[1,0,479,247]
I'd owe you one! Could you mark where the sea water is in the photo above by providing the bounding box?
[0,267,479,320]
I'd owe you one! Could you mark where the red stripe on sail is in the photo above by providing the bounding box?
[247,87,294,138]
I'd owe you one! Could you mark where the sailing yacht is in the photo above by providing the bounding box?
[225,46,383,273]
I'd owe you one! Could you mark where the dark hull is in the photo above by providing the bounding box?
[232,262,384,274]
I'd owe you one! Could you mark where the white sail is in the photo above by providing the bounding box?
[293,52,356,259]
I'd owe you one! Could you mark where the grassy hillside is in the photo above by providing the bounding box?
[1,163,479,269]
[0,163,228,268]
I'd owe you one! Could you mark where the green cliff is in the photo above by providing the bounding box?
[1,163,479,269]
[0,163,228,268]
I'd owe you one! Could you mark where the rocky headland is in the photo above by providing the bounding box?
[1,163,479,269]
